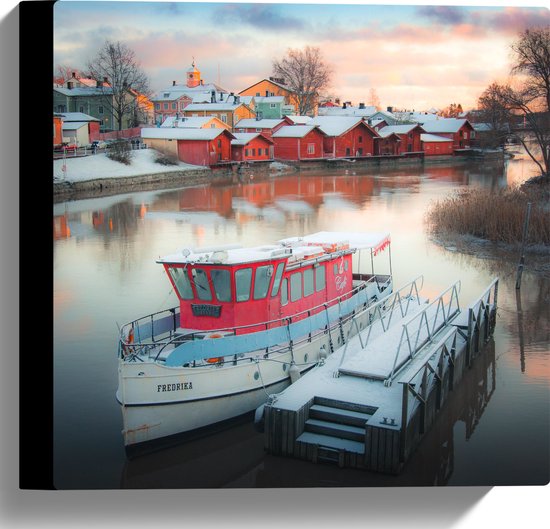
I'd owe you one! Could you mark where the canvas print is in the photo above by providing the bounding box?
[52,1,550,490]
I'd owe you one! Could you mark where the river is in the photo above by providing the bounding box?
[53,153,549,489]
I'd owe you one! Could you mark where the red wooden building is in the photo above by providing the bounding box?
[421,133,454,156]
[271,125,326,161]
[420,118,474,150]
[234,117,289,139]
[54,114,63,147]
[141,127,235,166]
[311,116,378,158]
[231,133,274,162]
[375,132,401,155]
[376,124,424,154]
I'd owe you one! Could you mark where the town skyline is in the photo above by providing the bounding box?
[54,1,550,110]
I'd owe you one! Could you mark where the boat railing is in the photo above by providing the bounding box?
[119,273,387,361]
[337,275,425,369]
[384,281,461,387]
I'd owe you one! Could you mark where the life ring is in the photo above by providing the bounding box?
[205,332,223,363]
[122,328,135,356]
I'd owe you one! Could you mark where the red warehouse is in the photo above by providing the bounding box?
[420,118,474,150]
[234,118,289,139]
[231,133,274,162]
[375,132,401,155]
[421,133,454,156]
[376,124,424,154]
[271,125,326,161]
[141,127,235,166]
[311,116,378,158]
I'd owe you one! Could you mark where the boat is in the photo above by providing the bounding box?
[116,231,393,456]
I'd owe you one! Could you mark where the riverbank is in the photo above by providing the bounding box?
[53,148,503,202]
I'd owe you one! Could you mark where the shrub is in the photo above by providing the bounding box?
[426,185,550,246]
[154,153,179,166]
[107,140,133,165]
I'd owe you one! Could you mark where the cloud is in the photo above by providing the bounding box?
[417,6,467,25]
[213,4,305,30]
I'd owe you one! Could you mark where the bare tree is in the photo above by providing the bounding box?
[439,103,463,118]
[479,28,550,178]
[368,88,381,111]
[477,83,514,148]
[87,40,151,130]
[272,46,332,116]
[54,65,81,85]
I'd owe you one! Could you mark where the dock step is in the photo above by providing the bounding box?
[305,418,365,442]
[296,431,365,454]
[309,403,373,427]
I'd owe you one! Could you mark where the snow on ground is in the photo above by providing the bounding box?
[53,149,205,183]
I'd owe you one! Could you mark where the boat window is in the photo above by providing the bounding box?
[235,268,252,302]
[192,268,212,301]
[303,268,314,297]
[290,272,302,302]
[168,267,194,299]
[211,269,231,302]
[344,260,349,271]
[281,278,288,305]
[253,265,273,300]
[333,263,338,275]
[315,265,326,292]
[271,262,285,297]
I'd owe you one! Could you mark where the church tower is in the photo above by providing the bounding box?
[186,59,201,88]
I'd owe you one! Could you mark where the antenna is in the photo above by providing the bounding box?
[218,63,220,86]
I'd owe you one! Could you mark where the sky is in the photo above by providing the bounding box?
[53,0,550,111]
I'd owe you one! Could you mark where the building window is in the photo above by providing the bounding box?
[270,92,275,96]
[180,102,186,110]
[256,128,261,132]
[463,131,468,139]
[79,106,84,113]
[315,265,326,292]
[98,106,104,114]
[163,93,170,98]
[253,265,274,300]
[217,139,222,148]
[235,268,252,302]
[211,269,232,302]
[245,149,249,157]
[303,268,314,297]
[221,114,227,123]
[270,103,276,108]
[257,148,262,156]
[307,144,315,154]
[171,103,177,110]
[281,278,288,305]
[290,273,302,302]
[163,103,168,110]
[256,92,260,97]
[191,268,212,301]
[155,103,160,110]
[358,135,362,143]
[251,148,255,156]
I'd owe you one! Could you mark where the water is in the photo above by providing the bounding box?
[53,155,549,489]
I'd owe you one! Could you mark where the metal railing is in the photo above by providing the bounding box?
[337,275,425,369]
[384,281,461,386]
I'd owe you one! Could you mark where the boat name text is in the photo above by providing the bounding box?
[157,382,193,392]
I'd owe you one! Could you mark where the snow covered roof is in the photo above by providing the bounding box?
[254,96,285,104]
[183,102,247,112]
[310,116,369,137]
[279,232,391,253]
[231,133,273,146]
[160,116,222,128]
[59,112,100,122]
[286,115,313,125]
[377,124,422,137]
[421,118,471,133]
[235,118,285,129]
[272,125,321,138]
[62,121,88,131]
[157,231,389,266]
[140,127,234,141]
[421,133,453,142]
[54,87,113,97]
[318,106,377,117]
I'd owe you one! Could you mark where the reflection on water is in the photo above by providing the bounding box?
[53,159,549,489]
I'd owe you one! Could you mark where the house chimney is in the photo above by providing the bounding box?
[335,98,340,105]
[387,106,393,113]
[173,80,176,86]
[220,92,224,101]
[200,80,203,85]
[71,72,76,78]
[103,77,108,84]
[211,90,216,103]
[359,102,365,109]
[342,102,346,109]
[96,80,101,87]
[67,81,73,90]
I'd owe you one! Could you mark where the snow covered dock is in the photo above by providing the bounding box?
[262,278,498,474]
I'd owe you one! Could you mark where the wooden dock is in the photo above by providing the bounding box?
[262,278,498,474]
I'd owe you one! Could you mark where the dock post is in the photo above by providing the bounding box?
[515,202,531,290]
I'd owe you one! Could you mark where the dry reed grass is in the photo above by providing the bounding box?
[426,183,550,246]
